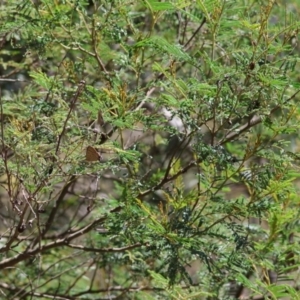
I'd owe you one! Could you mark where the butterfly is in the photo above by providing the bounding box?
[86,146,101,162]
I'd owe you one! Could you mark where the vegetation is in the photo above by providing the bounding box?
[1,0,300,299]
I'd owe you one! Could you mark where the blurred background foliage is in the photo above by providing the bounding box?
[0,0,300,299]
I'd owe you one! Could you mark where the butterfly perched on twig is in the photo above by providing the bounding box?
[86,146,101,162]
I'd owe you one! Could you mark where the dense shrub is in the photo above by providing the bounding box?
[0,1,300,299]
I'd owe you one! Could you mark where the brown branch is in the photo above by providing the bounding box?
[0,215,106,270]
[91,18,109,75]
[55,80,86,155]
[66,242,144,252]
[138,160,197,198]
[183,17,206,51]
[219,88,300,145]
[0,282,74,299]
[30,175,77,247]
[74,282,202,297]
[3,203,29,252]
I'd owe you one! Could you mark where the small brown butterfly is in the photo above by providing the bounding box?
[86,146,101,162]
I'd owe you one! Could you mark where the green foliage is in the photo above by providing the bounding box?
[0,0,300,299]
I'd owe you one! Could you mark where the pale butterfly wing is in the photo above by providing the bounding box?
[86,146,101,162]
